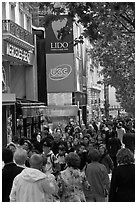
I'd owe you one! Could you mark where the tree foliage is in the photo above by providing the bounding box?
[37,2,135,116]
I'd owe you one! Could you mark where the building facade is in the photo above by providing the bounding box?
[85,42,104,122]
[2,2,46,147]
[43,15,88,128]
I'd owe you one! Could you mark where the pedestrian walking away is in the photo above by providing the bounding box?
[10,154,58,202]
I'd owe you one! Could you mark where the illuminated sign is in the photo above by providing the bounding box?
[6,43,30,63]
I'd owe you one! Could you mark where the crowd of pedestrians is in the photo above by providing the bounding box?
[2,117,135,202]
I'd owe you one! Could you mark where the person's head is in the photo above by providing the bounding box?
[65,152,80,169]
[74,126,81,134]
[12,135,19,144]
[6,142,16,154]
[19,137,26,146]
[42,139,53,154]
[68,136,73,143]
[88,124,94,132]
[23,140,33,151]
[83,135,89,145]
[29,154,43,170]
[73,138,79,146]
[77,143,86,154]
[58,145,66,155]
[2,148,13,164]
[69,118,74,126]
[117,122,123,129]
[43,125,49,134]
[88,149,101,162]
[99,144,107,155]
[54,132,61,142]
[116,148,134,165]
[14,148,27,166]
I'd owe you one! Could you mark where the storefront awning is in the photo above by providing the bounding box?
[21,105,46,118]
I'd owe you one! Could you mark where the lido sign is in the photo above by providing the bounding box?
[46,16,73,54]
[49,64,72,80]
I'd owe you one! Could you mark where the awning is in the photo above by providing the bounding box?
[16,98,47,118]
[44,105,78,117]
[2,93,16,105]
[22,105,46,118]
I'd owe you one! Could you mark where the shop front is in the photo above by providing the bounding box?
[2,93,16,147]
[2,19,35,146]
[43,105,78,131]
[16,101,47,138]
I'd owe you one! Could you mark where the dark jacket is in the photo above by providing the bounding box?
[99,153,114,174]
[2,162,24,202]
[107,137,121,157]
[123,133,135,153]
[109,164,135,202]
[78,150,88,170]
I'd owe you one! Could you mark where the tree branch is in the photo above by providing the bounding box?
[113,14,134,33]
[120,13,135,29]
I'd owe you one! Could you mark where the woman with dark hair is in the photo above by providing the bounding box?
[99,144,114,174]
[22,140,33,167]
[109,148,135,202]
[57,152,90,202]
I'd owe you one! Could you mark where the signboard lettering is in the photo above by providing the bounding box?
[6,43,30,63]
[46,15,73,54]
[49,64,72,80]
[50,42,69,50]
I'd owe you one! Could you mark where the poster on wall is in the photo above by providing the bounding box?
[46,53,75,93]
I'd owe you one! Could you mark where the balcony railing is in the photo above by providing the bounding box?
[2,20,34,46]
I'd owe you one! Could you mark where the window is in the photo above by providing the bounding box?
[11,5,15,22]
[27,17,31,32]
[2,2,6,19]
[19,10,24,28]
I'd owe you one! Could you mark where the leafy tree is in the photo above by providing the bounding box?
[36,2,135,116]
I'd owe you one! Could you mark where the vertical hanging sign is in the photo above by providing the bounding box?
[45,15,75,92]
[45,15,73,54]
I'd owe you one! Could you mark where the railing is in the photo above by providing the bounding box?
[2,19,34,46]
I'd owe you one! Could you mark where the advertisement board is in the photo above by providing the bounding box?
[45,15,73,54]
[46,53,75,92]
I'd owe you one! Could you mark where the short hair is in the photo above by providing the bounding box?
[2,148,13,163]
[24,140,33,150]
[42,138,53,148]
[65,152,80,169]
[58,145,66,151]
[116,148,134,165]
[12,136,19,143]
[29,154,43,168]
[88,149,101,162]
[99,144,107,153]
[14,148,27,165]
